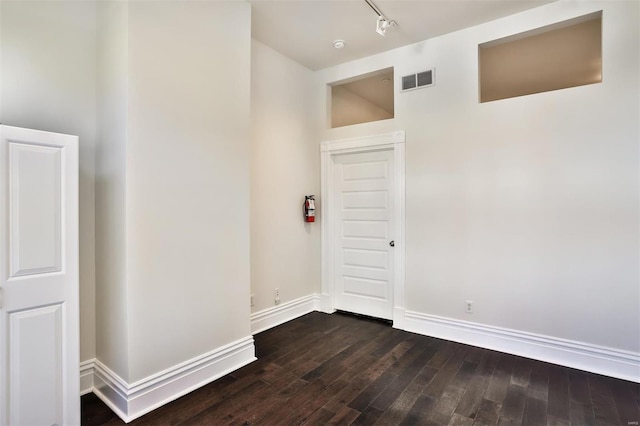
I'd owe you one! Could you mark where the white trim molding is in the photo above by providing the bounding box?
[251,294,321,334]
[90,336,256,423]
[403,311,640,383]
[80,359,96,396]
[320,131,405,153]
[317,293,335,315]
[320,131,406,327]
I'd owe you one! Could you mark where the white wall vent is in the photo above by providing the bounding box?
[401,69,435,92]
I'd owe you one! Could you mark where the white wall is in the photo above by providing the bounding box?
[2,0,254,392]
[125,1,252,382]
[315,0,639,353]
[95,0,129,379]
[250,41,319,313]
[0,0,97,362]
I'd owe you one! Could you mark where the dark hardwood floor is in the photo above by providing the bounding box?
[82,312,640,425]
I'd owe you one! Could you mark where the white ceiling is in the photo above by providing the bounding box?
[249,0,555,71]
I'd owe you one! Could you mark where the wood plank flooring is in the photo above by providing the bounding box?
[82,312,640,426]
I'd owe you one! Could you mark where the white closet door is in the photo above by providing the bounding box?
[333,149,394,320]
[0,125,80,426]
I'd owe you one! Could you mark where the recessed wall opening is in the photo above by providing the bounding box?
[479,11,602,103]
[329,68,394,128]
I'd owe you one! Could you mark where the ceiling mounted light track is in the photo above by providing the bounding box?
[364,0,397,36]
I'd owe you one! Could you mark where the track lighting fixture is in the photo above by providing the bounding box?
[376,16,393,36]
[365,0,397,37]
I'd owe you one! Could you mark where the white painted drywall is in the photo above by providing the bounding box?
[3,0,254,386]
[250,40,320,313]
[0,0,97,362]
[95,0,129,380]
[315,0,639,353]
[125,1,252,382]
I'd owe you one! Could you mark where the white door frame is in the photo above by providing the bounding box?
[320,131,406,328]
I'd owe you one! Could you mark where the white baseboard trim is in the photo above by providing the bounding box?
[317,293,335,315]
[251,294,321,334]
[90,336,256,423]
[403,310,640,383]
[80,359,96,395]
[392,307,406,330]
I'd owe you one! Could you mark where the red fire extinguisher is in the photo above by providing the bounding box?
[304,195,316,223]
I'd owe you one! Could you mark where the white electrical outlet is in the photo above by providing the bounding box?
[465,300,473,314]
[250,294,254,307]
[275,288,280,305]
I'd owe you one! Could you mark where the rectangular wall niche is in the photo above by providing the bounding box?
[479,11,602,103]
[330,68,394,128]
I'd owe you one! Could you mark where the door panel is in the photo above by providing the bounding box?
[10,143,63,277]
[334,150,394,319]
[343,220,388,239]
[342,161,388,181]
[0,125,79,426]
[342,191,388,209]
[10,304,63,426]
[342,248,388,269]
[343,276,387,299]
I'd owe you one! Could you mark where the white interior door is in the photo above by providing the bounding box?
[0,125,80,426]
[333,149,394,320]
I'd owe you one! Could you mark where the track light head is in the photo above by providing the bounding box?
[376,16,388,36]
[365,0,397,37]
[376,16,396,36]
